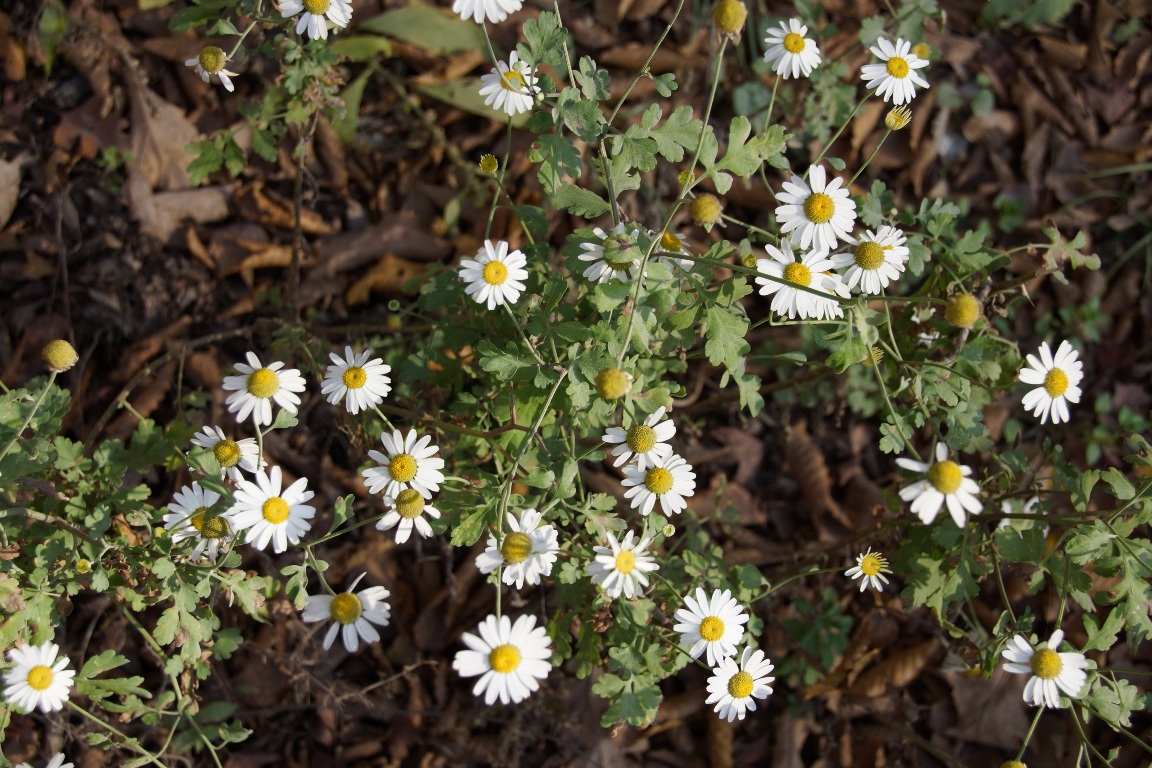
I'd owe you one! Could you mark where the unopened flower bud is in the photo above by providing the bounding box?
[885,105,912,130]
[75,559,91,574]
[595,367,633,401]
[197,46,227,75]
[690,193,723,228]
[860,346,885,366]
[42,340,78,372]
[912,42,931,60]
[944,294,981,329]
[999,762,1026,768]
[741,253,758,269]
[712,0,747,42]
[479,154,499,174]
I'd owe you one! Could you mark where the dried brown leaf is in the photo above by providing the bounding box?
[236,182,336,235]
[849,639,937,698]
[785,420,849,527]
[345,253,428,304]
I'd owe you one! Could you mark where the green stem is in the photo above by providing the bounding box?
[225,20,259,61]
[503,301,547,368]
[1015,707,1043,761]
[849,129,891,185]
[810,94,869,169]
[761,73,781,133]
[67,702,171,768]
[606,0,686,127]
[0,372,57,463]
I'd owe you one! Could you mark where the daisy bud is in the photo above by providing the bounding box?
[860,346,885,366]
[595,367,633,401]
[690,193,723,228]
[711,0,747,42]
[912,42,931,60]
[662,523,675,537]
[197,45,227,75]
[885,105,912,130]
[741,253,758,269]
[42,340,78,372]
[479,154,499,174]
[944,293,981,329]
[75,558,91,574]
[677,170,696,188]
[1000,763,1026,768]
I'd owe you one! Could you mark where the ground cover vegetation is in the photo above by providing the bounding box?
[0,0,1150,765]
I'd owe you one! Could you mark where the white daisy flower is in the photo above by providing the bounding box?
[185,46,238,92]
[577,223,645,284]
[221,352,307,428]
[755,239,850,321]
[672,587,749,666]
[845,549,891,592]
[190,425,264,481]
[829,225,910,294]
[162,482,234,562]
[301,573,391,653]
[452,0,523,24]
[860,37,930,105]
[586,530,659,599]
[1018,340,1083,425]
[896,443,982,527]
[603,406,676,470]
[280,0,351,40]
[229,466,316,553]
[762,19,821,79]
[16,755,73,768]
[705,646,775,722]
[362,429,446,499]
[459,240,530,310]
[479,51,537,116]
[475,508,559,589]
[621,453,696,517]
[774,166,857,253]
[3,642,76,714]
[453,613,552,705]
[652,229,694,272]
[1002,629,1090,708]
[321,346,392,415]
[378,488,441,544]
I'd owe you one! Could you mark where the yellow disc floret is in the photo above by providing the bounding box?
[803,192,835,224]
[1044,369,1069,398]
[885,106,912,130]
[645,467,674,495]
[944,294,981,328]
[501,69,527,92]
[853,241,886,270]
[727,670,754,698]
[711,0,747,37]
[886,57,910,78]
[213,439,242,468]
[388,453,418,483]
[911,43,931,60]
[197,46,226,75]
[482,261,509,285]
[75,559,92,574]
[329,592,363,624]
[859,552,887,576]
[626,424,657,454]
[262,497,290,524]
[26,666,54,691]
[595,367,633,401]
[246,368,280,398]
[783,32,806,53]
[783,262,812,287]
[660,231,682,252]
[191,510,231,539]
[927,461,963,494]
[614,550,636,574]
[860,346,885,367]
[342,366,367,389]
[479,154,499,174]
[690,194,723,227]
[699,616,725,642]
[500,531,532,564]
[42,340,78,373]
[1029,647,1063,680]
[489,644,521,673]
[394,488,425,520]
[302,0,330,14]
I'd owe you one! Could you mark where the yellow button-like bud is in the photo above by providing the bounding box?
[944,294,981,329]
[479,154,499,174]
[42,340,78,372]
[595,367,633,401]
[711,0,747,40]
[690,193,723,228]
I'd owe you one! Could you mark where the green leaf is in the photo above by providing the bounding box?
[271,408,299,430]
[1065,520,1115,564]
[356,5,485,55]
[645,104,701,163]
[327,494,356,535]
[575,56,611,100]
[451,505,490,547]
[994,526,1046,563]
[477,339,538,380]
[518,11,568,69]
[553,185,610,218]
[333,63,376,143]
[329,35,393,62]
[1082,607,1126,653]
[600,680,661,728]
[553,87,605,141]
[591,672,626,698]
[650,72,677,97]
[169,4,221,32]
[1101,467,1136,500]
[702,118,788,194]
[527,133,583,195]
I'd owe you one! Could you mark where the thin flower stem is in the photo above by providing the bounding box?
[0,507,98,544]
[810,94,869,170]
[67,702,172,768]
[989,544,1016,624]
[870,360,922,462]
[606,0,686,127]
[761,73,781,133]
[307,508,391,546]
[225,20,260,61]
[550,0,577,84]
[750,566,842,602]
[305,544,337,596]
[1069,706,1113,766]
[0,371,57,463]
[1015,706,1044,761]
[372,405,397,433]
[503,302,548,367]
[848,129,891,185]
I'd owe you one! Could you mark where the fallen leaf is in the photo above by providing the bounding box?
[849,639,937,698]
[0,154,25,231]
[345,254,429,303]
[235,182,336,235]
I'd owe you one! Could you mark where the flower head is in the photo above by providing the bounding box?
[595,367,633,400]
[860,37,930,105]
[221,352,307,427]
[711,0,747,42]
[774,165,857,253]
[475,508,559,589]
[378,488,441,544]
[280,0,352,40]
[603,406,676,470]
[621,453,696,517]
[453,614,552,705]
[673,588,749,666]
[755,239,850,320]
[163,482,234,562]
[363,429,446,499]
[1001,629,1090,708]
[845,549,891,592]
[16,755,73,768]
[586,530,659,599]
[185,46,238,92]
[301,573,391,653]
[452,0,523,24]
[897,443,982,527]
[229,466,316,553]
[885,105,912,130]
[578,223,644,284]
[1018,341,1083,425]
[690,193,723,228]
[945,293,981,328]
[460,240,529,310]
[3,642,75,713]
[763,19,821,79]
[321,346,392,415]
[653,229,694,272]
[479,51,536,116]
[829,225,909,294]
[42,340,77,373]
[191,425,264,481]
[705,647,775,721]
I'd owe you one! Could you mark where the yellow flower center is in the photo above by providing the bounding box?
[489,644,521,673]
[1000,762,1026,768]
[911,43,930,60]
[394,488,425,520]
[885,106,912,130]
[782,262,812,287]
[690,193,723,226]
[329,592,363,624]
[595,367,632,400]
[860,346,884,367]
[699,616,725,642]
[246,368,280,399]
[853,241,886,271]
[927,461,963,495]
[388,453,418,483]
[197,46,226,74]
[644,467,674,495]
[783,32,806,53]
[1029,647,1063,680]
[501,69,527,92]
[727,670,754,698]
[626,424,657,454]
[803,192,835,224]
[479,154,499,174]
[342,366,367,389]
[27,665,54,691]
[615,550,636,574]
[75,559,91,573]
[262,497,290,524]
[945,294,981,328]
[500,531,532,564]
[302,0,330,14]
[482,260,509,285]
[886,56,910,78]
[1044,368,1069,398]
[660,231,681,251]
[42,339,78,372]
[213,439,241,468]
[859,553,886,577]
[190,508,231,539]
